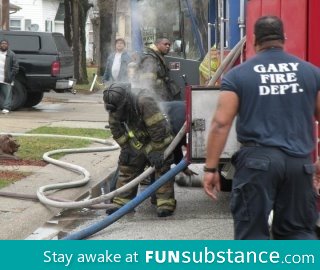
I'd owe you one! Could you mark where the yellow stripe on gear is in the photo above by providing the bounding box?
[128,131,143,150]
[144,135,174,154]
[112,197,131,206]
[140,73,157,80]
[157,198,176,210]
[145,112,165,127]
[115,134,129,146]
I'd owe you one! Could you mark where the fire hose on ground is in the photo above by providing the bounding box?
[0,123,187,210]
[62,158,188,240]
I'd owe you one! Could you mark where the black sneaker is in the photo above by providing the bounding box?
[105,204,121,215]
[150,195,157,205]
[316,225,320,240]
[157,209,174,218]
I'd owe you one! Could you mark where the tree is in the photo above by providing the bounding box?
[98,0,117,75]
[64,0,72,47]
[64,0,92,84]
[1,0,9,30]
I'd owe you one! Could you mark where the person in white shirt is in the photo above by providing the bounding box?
[103,38,131,84]
[0,39,19,114]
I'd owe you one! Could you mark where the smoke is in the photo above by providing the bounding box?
[135,0,180,44]
[126,1,183,107]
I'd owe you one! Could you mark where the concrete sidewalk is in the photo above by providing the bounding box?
[0,91,121,239]
[0,146,119,239]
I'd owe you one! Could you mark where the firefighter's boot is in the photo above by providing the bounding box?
[157,208,174,218]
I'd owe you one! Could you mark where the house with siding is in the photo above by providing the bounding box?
[9,0,132,62]
[9,0,63,32]
[9,0,93,59]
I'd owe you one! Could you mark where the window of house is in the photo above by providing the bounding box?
[10,19,21,31]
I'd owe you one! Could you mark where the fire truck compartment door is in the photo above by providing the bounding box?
[190,88,240,161]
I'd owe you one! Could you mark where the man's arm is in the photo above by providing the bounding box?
[108,112,128,147]
[11,52,19,79]
[103,55,113,82]
[314,91,320,193]
[203,90,239,200]
[139,95,174,168]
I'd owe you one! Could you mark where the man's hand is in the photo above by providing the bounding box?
[314,160,320,195]
[203,171,221,200]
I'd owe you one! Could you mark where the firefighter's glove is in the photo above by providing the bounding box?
[119,144,138,164]
[147,151,164,169]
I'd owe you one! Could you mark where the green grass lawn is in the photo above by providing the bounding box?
[0,126,112,186]
[19,126,111,160]
[75,67,105,93]
[0,171,31,188]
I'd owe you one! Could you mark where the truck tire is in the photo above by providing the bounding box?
[24,92,44,108]
[11,80,27,110]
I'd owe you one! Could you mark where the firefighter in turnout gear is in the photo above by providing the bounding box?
[103,83,176,217]
[139,38,181,101]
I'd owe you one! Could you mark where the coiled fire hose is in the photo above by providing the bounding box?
[0,123,186,209]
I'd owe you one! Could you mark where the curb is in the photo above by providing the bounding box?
[0,147,119,239]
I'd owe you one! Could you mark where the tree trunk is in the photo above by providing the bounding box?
[77,0,92,84]
[1,0,9,30]
[64,0,73,47]
[64,0,91,84]
[90,16,100,65]
[98,0,117,76]
[72,0,80,81]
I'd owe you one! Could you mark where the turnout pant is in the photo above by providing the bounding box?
[231,146,318,240]
[112,146,176,211]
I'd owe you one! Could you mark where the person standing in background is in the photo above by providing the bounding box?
[139,38,181,101]
[0,39,19,114]
[199,47,220,86]
[103,38,131,84]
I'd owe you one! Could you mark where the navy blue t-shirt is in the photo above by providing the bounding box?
[221,48,320,157]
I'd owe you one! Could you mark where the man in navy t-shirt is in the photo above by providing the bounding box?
[203,15,320,239]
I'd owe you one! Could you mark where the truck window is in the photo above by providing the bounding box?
[53,35,71,53]
[6,35,40,52]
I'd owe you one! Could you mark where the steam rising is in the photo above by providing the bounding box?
[128,1,181,103]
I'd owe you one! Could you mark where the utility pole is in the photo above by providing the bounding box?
[1,0,9,30]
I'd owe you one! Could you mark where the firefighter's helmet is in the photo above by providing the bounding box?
[103,83,131,112]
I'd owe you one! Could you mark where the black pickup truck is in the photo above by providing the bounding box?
[0,31,74,110]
